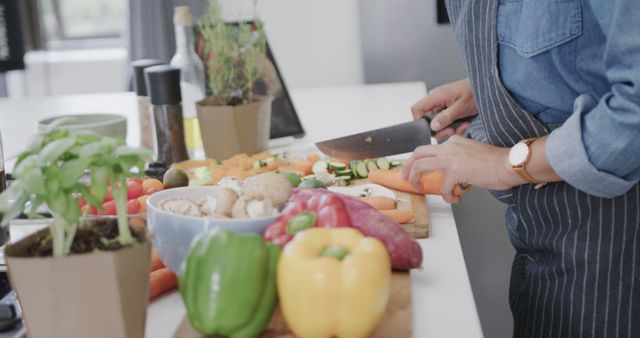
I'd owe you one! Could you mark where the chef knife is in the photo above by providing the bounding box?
[315,115,474,160]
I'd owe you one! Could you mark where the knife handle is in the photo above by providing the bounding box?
[424,115,476,135]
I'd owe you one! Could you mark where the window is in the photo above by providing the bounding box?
[36,0,127,49]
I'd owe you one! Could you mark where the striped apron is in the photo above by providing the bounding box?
[444,1,640,337]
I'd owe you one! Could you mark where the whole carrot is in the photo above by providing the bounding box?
[149,268,178,301]
[368,169,469,196]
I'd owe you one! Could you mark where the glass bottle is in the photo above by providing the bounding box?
[170,6,206,158]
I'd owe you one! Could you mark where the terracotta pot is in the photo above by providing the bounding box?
[5,228,151,338]
[196,95,272,160]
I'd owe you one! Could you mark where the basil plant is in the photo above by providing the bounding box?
[0,119,152,256]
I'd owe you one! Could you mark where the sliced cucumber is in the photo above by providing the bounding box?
[351,163,361,178]
[312,160,329,175]
[336,175,352,182]
[328,161,347,171]
[335,169,353,177]
[252,160,265,169]
[355,161,369,178]
[366,160,378,172]
[376,157,391,170]
[390,160,402,168]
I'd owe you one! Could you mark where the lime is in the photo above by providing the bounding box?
[298,178,327,189]
[162,168,189,189]
[282,172,302,188]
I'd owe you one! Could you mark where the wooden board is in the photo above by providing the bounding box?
[351,179,429,239]
[173,272,412,338]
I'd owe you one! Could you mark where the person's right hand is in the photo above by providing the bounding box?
[411,79,478,140]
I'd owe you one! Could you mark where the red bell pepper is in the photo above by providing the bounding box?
[263,189,351,247]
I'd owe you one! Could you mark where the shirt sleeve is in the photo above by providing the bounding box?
[545,0,640,198]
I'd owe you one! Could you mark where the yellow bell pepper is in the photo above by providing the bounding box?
[277,227,391,338]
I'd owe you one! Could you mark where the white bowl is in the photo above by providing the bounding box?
[37,113,127,140]
[146,186,279,273]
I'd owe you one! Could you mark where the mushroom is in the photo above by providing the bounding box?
[245,199,278,218]
[159,198,201,217]
[241,172,292,207]
[218,176,244,195]
[231,198,249,219]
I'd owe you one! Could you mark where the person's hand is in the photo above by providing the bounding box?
[411,79,477,140]
[401,135,525,203]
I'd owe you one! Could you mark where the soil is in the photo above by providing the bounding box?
[5,218,147,258]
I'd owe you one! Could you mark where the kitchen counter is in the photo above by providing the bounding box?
[0,82,483,338]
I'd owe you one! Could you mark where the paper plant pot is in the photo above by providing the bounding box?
[5,230,151,338]
[196,95,272,160]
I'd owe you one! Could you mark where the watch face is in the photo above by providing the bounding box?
[509,142,530,166]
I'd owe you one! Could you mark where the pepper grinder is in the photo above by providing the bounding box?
[131,59,164,150]
[144,65,189,164]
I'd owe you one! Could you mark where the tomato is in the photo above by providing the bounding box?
[102,187,113,203]
[137,195,148,213]
[78,198,87,208]
[126,181,144,200]
[101,200,117,215]
[81,204,97,215]
[142,178,164,193]
[127,199,141,214]
[128,177,144,185]
[145,187,164,195]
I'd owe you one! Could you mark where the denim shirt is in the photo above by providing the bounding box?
[497,0,640,198]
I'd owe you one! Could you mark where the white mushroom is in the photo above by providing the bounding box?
[218,176,244,195]
[214,187,239,216]
[245,199,278,218]
[241,172,292,207]
[159,198,201,217]
[231,198,249,219]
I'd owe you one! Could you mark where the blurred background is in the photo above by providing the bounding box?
[0,0,513,336]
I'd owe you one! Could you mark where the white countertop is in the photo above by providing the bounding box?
[0,82,483,338]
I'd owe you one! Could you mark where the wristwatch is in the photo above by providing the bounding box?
[508,138,546,188]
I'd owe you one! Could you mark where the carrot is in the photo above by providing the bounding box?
[380,209,415,224]
[359,196,396,210]
[149,268,178,301]
[151,250,165,272]
[293,160,314,175]
[368,169,469,196]
[307,153,321,163]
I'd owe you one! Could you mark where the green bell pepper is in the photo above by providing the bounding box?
[179,229,281,338]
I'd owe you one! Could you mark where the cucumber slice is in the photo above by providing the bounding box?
[312,160,329,175]
[376,157,391,170]
[366,160,378,172]
[390,160,402,168]
[252,160,265,169]
[336,175,352,182]
[335,169,353,176]
[356,161,369,178]
[351,163,360,178]
[349,160,358,169]
[328,161,347,171]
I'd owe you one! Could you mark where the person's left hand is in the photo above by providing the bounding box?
[401,135,523,203]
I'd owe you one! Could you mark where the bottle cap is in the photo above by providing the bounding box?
[174,6,193,26]
[131,59,164,96]
[144,65,182,105]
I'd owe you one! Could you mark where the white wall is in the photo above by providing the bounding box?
[220,0,364,88]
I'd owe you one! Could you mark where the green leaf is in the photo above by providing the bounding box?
[46,192,68,216]
[78,184,101,210]
[0,192,29,227]
[24,133,45,154]
[0,181,27,213]
[28,196,46,219]
[13,155,39,179]
[38,137,76,165]
[73,131,101,145]
[22,168,46,195]
[90,166,108,203]
[64,199,80,225]
[60,158,89,189]
[45,117,76,133]
[114,145,153,159]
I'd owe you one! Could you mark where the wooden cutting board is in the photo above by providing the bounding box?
[350,179,429,239]
[173,272,412,338]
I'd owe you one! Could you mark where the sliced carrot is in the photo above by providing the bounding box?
[149,268,178,301]
[380,209,415,224]
[359,196,396,210]
[307,153,321,163]
[368,169,468,196]
[265,160,282,171]
[151,250,165,272]
[292,160,313,175]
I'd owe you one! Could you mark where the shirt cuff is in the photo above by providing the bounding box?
[545,95,635,198]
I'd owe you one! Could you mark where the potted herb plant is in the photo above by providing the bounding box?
[196,0,271,160]
[0,120,153,338]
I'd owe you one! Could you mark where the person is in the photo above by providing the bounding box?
[402,1,640,337]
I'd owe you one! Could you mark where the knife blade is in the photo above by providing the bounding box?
[315,116,474,160]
